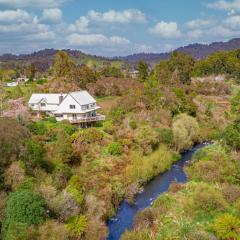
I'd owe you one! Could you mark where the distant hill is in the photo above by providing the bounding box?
[117,38,240,65]
[1,38,240,71]
[0,49,124,72]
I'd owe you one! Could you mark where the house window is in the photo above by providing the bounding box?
[72,114,77,120]
[70,105,76,109]
[40,103,46,107]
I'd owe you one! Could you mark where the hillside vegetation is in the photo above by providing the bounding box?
[0,49,239,239]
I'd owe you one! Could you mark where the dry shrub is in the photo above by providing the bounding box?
[51,190,81,221]
[38,184,57,210]
[221,184,240,204]
[168,181,184,194]
[125,183,141,204]
[184,183,227,214]
[85,194,107,220]
[87,77,142,97]
[4,162,25,190]
[133,208,155,230]
[0,191,7,222]
[85,218,108,240]
[38,220,70,240]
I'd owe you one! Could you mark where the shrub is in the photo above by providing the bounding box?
[85,217,108,240]
[185,183,227,214]
[213,214,240,240]
[55,130,74,163]
[221,184,240,204]
[134,126,160,155]
[4,162,25,191]
[3,191,46,236]
[186,144,240,184]
[28,121,48,135]
[51,190,81,221]
[172,114,199,152]
[23,139,46,171]
[121,229,151,240]
[4,223,38,240]
[15,177,37,192]
[38,220,70,240]
[221,119,240,150]
[0,117,29,168]
[126,146,174,184]
[53,163,72,190]
[66,215,87,237]
[107,142,122,155]
[156,128,173,147]
[129,120,137,129]
[72,128,104,144]
[66,175,84,205]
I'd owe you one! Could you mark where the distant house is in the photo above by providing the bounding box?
[129,70,139,79]
[6,82,18,87]
[16,76,29,84]
[28,91,105,127]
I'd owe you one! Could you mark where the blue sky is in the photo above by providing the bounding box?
[0,0,239,56]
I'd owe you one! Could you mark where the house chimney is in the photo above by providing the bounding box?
[59,94,64,104]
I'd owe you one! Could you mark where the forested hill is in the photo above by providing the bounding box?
[117,38,240,64]
[0,49,121,72]
[1,38,240,71]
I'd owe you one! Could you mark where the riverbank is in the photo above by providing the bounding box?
[107,143,210,240]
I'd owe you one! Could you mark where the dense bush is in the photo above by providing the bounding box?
[213,213,240,240]
[186,144,240,184]
[66,215,87,238]
[172,114,199,152]
[0,118,29,168]
[192,49,240,79]
[66,175,84,205]
[187,183,227,213]
[156,128,173,147]
[221,119,240,150]
[23,139,46,171]
[2,191,46,238]
[126,146,174,184]
[134,126,160,155]
[55,130,74,163]
[107,142,122,156]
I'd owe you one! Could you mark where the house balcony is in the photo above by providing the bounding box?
[69,114,106,123]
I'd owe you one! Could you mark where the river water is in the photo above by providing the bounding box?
[107,143,209,240]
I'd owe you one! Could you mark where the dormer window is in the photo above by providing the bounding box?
[70,105,76,109]
[40,103,46,107]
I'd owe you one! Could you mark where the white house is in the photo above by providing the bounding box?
[28,91,105,126]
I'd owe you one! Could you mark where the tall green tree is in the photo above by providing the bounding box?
[53,51,75,78]
[27,63,36,81]
[136,61,149,82]
[169,51,195,84]
[55,130,74,163]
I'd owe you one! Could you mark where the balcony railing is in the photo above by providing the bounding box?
[69,114,105,123]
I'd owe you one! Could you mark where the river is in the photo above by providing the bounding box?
[107,142,210,240]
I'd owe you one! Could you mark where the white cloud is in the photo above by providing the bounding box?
[68,9,146,33]
[87,9,146,23]
[0,0,67,8]
[109,36,130,45]
[149,21,182,38]
[67,33,130,47]
[0,9,32,22]
[208,0,240,11]
[42,8,62,23]
[68,16,90,33]
[224,15,240,28]
[186,19,214,29]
